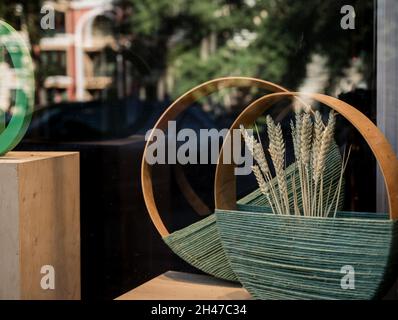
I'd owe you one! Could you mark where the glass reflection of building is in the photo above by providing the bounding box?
[39,0,131,105]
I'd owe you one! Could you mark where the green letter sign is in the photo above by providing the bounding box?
[0,20,34,155]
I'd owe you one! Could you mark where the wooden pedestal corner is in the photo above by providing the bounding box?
[0,152,80,300]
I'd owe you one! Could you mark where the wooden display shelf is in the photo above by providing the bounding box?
[116,271,251,300]
[0,152,80,300]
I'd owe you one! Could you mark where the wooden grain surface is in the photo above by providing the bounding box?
[0,151,80,300]
[0,162,20,299]
[116,271,251,300]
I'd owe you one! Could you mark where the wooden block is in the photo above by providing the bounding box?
[0,152,80,300]
[116,271,252,300]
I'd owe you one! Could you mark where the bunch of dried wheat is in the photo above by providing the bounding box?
[241,110,350,217]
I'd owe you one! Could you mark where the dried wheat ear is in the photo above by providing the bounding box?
[240,110,351,217]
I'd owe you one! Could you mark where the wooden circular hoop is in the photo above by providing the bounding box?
[141,77,295,237]
[215,92,398,220]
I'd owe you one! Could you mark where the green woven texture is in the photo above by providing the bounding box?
[216,209,398,300]
[163,143,344,282]
[163,214,238,281]
[238,142,344,213]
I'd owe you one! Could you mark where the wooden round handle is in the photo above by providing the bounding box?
[215,92,398,220]
[141,77,294,237]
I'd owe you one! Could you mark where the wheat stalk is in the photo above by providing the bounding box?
[311,112,325,216]
[295,112,313,216]
[311,111,336,216]
[240,125,283,215]
[252,165,276,214]
[291,118,304,216]
[252,125,285,214]
[332,145,351,217]
[300,113,313,169]
[293,112,302,161]
[316,112,335,174]
[266,116,290,215]
[292,163,301,216]
[312,111,324,180]
[325,144,352,217]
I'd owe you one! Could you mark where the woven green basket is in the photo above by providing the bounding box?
[215,92,398,299]
[164,146,343,282]
[216,209,398,299]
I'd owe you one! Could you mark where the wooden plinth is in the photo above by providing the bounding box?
[0,152,80,300]
[116,271,251,300]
